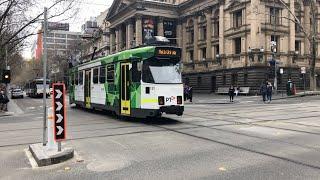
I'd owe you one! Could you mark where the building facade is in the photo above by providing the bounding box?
[107,0,320,93]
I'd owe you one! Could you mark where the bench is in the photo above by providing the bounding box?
[238,87,250,96]
[217,87,250,95]
[217,87,229,94]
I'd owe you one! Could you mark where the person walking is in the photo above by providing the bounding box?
[0,91,4,112]
[228,85,235,102]
[266,82,273,103]
[260,82,267,102]
[187,85,193,102]
[183,84,188,101]
[0,90,9,111]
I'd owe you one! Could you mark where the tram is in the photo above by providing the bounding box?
[25,78,51,98]
[68,38,184,118]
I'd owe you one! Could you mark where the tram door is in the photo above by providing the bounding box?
[121,63,131,116]
[84,70,91,108]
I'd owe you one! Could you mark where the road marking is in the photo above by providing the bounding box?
[219,167,227,171]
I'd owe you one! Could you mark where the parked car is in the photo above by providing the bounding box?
[11,89,24,99]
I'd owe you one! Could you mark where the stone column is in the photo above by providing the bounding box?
[157,17,164,37]
[109,29,115,54]
[127,20,134,49]
[304,5,311,55]
[118,27,123,51]
[182,20,188,62]
[193,16,199,62]
[115,29,119,52]
[205,10,213,60]
[250,0,259,49]
[219,4,225,55]
[135,16,143,46]
[289,0,295,53]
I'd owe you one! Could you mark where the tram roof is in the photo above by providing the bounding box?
[75,46,157,69]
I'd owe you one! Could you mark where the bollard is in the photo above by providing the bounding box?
[46,107,57,150]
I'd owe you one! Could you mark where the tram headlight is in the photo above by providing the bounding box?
[177,96,182,104]
[158,96,164,105]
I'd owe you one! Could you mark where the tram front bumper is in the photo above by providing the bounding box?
[160,106,184,116]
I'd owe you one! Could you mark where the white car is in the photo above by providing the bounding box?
[11,89,24,99]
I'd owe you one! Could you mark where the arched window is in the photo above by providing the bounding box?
[187,19,194,27]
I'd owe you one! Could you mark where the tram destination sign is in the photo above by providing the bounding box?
[156,47,181,57]
[53,83,66,141]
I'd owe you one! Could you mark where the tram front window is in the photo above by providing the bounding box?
[142,57,182,84]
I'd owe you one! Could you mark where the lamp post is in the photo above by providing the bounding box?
[259,47,264,62]
[271,41,277,93]
[248,47,253,62]
[216,54,221,65]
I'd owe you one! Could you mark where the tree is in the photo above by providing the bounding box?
[278,0,319,90]
[0,0,79,64]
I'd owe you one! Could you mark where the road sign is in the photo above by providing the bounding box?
[301,67,306,74]
[53,83,66,141]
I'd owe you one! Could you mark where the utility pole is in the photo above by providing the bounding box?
[43,7,48,146]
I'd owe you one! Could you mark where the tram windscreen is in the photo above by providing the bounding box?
[142,57,182,84]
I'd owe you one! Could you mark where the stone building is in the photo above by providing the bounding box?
[107,0,320,93]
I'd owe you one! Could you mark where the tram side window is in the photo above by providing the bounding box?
[93,68,99,84]
[79,71,83,85]
[99,66,106,83]
[75,72,79,85]
[107,65,115,83]
[132,61,141,82]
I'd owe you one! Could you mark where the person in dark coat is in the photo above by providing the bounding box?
[260,82,268,102]
[228,85,235,102]
[187,86,193,102]
[266,82,273,103]
[183,84,188,101]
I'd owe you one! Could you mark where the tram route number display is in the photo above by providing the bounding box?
[53,83,66,141]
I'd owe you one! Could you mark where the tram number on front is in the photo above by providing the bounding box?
[158,49,177,56]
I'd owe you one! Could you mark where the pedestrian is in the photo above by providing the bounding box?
[0,91,3,112]
[0,91,9,111]
[228,85,235,102]
[184,84,188,101]
[187,85,193,102]
[266,82,273,103]
[260,82,267,102]
[235,86,240,97]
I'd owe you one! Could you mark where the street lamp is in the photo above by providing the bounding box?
[259,47,264,62]
[248,47,253,61]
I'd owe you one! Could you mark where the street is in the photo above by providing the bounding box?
[1,95,320,179]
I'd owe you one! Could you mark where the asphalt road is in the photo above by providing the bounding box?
[1,95,320,179]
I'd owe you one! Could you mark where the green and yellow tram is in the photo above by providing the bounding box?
[68,45,184,118]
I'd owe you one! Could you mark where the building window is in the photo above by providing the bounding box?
[200,26,207,40]
[233,10,242,28]
[270,7,280,25]
[214,45,219,56]
[213,21,219,37]
[234,38,241,55]
[201,48,206,60]
[189,50,194,62]
[271,35,279,53]
[93,68,99,84]
[295,41,301,54]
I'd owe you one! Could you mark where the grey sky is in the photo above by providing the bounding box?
[23,0,113,59]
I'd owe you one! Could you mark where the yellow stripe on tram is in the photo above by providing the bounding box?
[141,98,158,104]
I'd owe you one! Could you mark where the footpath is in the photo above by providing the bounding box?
[0,98,24,117]
[186,91,320,105]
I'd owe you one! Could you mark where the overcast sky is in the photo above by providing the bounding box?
[23,0,114,59]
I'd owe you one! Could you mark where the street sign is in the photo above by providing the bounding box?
[301,67,306,74]
[53,83,66,141]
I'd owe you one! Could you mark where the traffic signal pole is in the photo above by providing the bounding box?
[43,7,48,146]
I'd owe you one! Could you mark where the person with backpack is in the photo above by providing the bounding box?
[0,90,9,111]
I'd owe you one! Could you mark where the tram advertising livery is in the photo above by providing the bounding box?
[68,43,184,118]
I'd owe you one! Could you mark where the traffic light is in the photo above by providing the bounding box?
[2,70,11,84]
